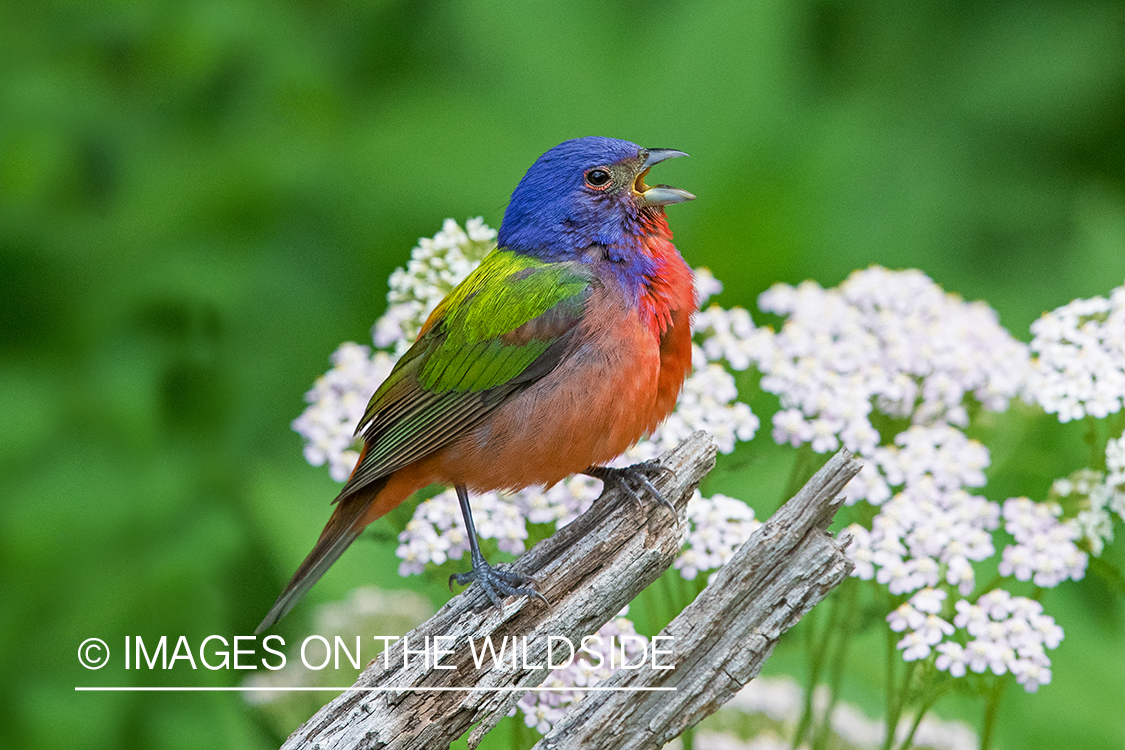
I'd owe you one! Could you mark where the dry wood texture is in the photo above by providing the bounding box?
[279,434,859,750]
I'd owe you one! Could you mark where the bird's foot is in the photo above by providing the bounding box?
[585,460,677,517]
[449,552,550,612]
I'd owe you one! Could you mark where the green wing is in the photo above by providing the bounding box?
[339,249,592,501]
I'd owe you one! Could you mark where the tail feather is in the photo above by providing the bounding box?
[255,478,388,634]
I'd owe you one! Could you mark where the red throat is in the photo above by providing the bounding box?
[636,211,695,336]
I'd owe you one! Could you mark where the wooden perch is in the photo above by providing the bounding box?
[533,448,861,750]
[278,435,860,750]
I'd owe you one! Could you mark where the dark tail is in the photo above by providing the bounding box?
[255,477,388,634]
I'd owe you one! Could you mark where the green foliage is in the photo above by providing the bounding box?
[2,1,1123,748]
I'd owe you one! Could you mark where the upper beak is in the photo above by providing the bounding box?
[635,148,695,207]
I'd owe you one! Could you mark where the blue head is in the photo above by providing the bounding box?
[498,137,694,260]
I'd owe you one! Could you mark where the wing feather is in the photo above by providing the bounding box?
[336,250,593,502]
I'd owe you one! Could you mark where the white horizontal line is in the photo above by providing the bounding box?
[75,686,676,692]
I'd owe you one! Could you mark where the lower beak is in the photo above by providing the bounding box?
[635,148,696,207]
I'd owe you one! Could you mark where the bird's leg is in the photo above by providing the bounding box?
[584,460,678,517]
[449,484,549,611]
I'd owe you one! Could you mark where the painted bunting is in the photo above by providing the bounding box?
[257,137,696,633]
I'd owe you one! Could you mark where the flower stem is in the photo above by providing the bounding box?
[883,617,897,747]
[882,651,918,750]
[980,677,1008,750]
[792,593,839,748]
[1086,415,1103,469]
[895,676,947,750]
[811,580,859,750]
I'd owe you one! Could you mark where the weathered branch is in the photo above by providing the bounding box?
[533,448,861,750]
[278,436,860,750]
[280,432,717,750]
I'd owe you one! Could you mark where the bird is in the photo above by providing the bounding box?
[256,136,696,633]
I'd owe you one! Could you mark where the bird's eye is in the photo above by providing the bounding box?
[584,168,612,189]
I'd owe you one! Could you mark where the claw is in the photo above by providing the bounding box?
[584,461,679,518]
[451,557,551,612]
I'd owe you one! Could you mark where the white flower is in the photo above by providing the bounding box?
[377,218,498,354]
[1012,660,1052,692]
[916,614,956,645]
[953,599,988,635]
[757,267,1029,454]
[694,305,770,372]
[965,638,1011,675]
[1050,461,1125,557]
[843,524,876,579]
[998,497,1087,587]
[897,631,933,661]
[395,488,531,575]
[646,365,759,455]
[939,593,1063,690]
[693,267,724,307]
[909,587,947,614]
[291,344,396,482]
[675,493,761,582]
[887,602,925,632]
[1107,430,1125,487]
[515,616,648,735]
[935,642,968,677]
[1026,281,1125,422]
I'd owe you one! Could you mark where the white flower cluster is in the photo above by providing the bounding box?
[1109,430,1125,488]
[935,590,1063,693]
[675,492,762,582]
[694,305,771,372]
[998,497,1087,586]
[757,267,1029,454]
[642,365,759,455]
[694,266,724,307]
[845,424,991,507]
[291,343,395,482]
[887,588,956,661]
[1026,282,1125,422]
[372,217,497,353]
[844,430,999,598]
[394,488,528,577]
[1050,445,1125,557]
[515,615,648,735]
[512,475,603,528]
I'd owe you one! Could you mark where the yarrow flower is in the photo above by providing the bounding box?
[291,344,395,481]
[1026,281,1125,422]
[936,592,1063,693]
[998,497,1087,587]
[846,424,991,507]
[514,614,648,735]
[394,488,529,576]
[888,589,954,661]
[755,268,1034,638]
[693,304,772,372]
[1049,454,1125,556]
[843,439,999,598]
[756,266,1029,455]
[676,492,762,582]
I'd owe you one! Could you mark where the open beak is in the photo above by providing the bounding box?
[634,148,696,207]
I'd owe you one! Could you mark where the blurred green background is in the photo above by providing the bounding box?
[3,1,1124,748]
